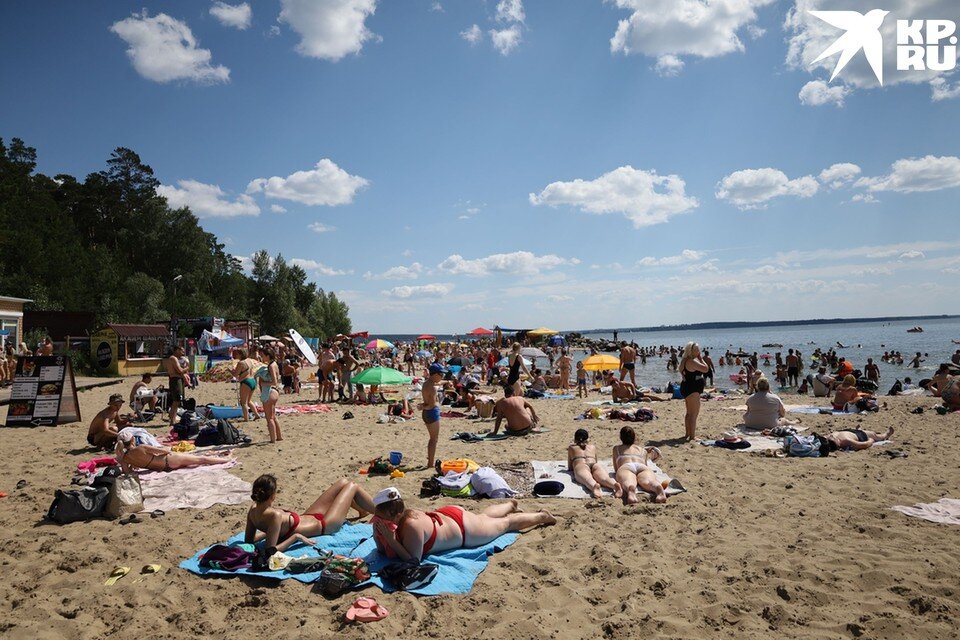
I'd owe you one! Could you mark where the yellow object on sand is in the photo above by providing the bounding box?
[390,469,405,479]
[132,564,162,583]
[439,458,480,474]
[105,566,130,586]
[580,354,620,371]
[171,442,195,453]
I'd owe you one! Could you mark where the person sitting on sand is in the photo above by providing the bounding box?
[567,428,620,499]
[607,373,638,403]
[129,374,157,413]
[612,426,666,504]
[811,367,837,397]
[492,384,541,436]
[114,426,233,473]
[939,375,960,410]
[371,487,555,562]
[245,475,375,552]
[929,364,953,398]
[87,394,131,448]
[742,378,786,430]
[832,375,860,411]
[823,426,894,452]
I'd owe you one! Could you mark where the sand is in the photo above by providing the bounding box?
[0,373,958,640]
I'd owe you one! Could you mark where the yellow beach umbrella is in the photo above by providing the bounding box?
[580,354,620,371]
[527,327,559,337]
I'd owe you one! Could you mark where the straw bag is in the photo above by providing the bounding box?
[105,474,144,518]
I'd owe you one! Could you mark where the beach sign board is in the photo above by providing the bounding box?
[5,356,81,426]
[289,328,317,365]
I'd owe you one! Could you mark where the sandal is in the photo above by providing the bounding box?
[104,566,130,586]
[345,597,389,623]
[150,509,165,519]
[132,564,162,583]
[119,514,142,525]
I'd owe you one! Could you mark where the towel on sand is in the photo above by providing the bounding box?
[530,459,685,499]
[892,498,960,525]
[723,404,855,416]
[180,523,518,596]
[138,462,250,512]
[541,392,576,400]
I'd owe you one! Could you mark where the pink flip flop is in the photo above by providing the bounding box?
[345,597,389,623]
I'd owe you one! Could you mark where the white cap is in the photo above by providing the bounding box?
[373,487,401,506]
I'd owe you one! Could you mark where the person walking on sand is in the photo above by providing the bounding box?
[506,342,531,397]
[619,343,637,386]
[679,342,709,441]
[420,363,445,469]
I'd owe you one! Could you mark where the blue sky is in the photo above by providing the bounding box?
[2,0,959,333]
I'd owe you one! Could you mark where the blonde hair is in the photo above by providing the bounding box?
[682,342,700,360]
[511,342,521,352]
[843,374,856,386]
[756,377,770,392]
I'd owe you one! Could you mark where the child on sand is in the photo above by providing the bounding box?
[576,361,587,398]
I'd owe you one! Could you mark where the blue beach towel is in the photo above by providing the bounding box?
[542,392,575,400]
[179,523,518,596]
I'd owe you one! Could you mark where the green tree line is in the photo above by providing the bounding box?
[0,138,351,338]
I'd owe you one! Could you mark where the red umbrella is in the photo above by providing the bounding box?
[416,334,436,340]
[467,327,494,336]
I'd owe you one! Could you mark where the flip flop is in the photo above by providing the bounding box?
[104,566,130,586]
[345,597,389,623]
[132,564,162,583]
[119,514,142,525]
[15,480,27,490]
[150,510,165,519]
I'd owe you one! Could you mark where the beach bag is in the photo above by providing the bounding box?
[91,466,122,489]
[216,418,240,445]
[314,551,371,597]
[47,487,109,524]
[105,474,144,519]
[476,401,494,419]
[855,397,879,412]
[194,425,220,447]
[199,544,254,571]
[379,561,439,591]
[174,412,203,440]
[784,434,821,458]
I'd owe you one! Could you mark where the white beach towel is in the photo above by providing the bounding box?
[530,459,685,499]
[138,463,251,512]
[891,498,960,525]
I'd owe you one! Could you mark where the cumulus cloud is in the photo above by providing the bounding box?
[653,54,684,77]
[899,250,925,260]
[855,156,960,193]
[546,294,573,303]
[279,0,379,61]
[307,221,335,233]
[490,25,522,55]
[818,163,861,188]
[110,11,230,84]
[384,283,453,299]
[637,249,705,267]
[157,180,259,218]
[684,260,720,273]
[609,0,772,70]
[460,24,483,45]
[364,263,423,280]
[270,204,287,213]
[247,159,369,206]
[438,251,571,277]
[748,265,782,276]
[530,166,698,228]
[289,258,351,276]
[798,79,850,107]
[931,77,960,102]
[210,2,251,30]
[715,168,818,210]
[495,0,525,24]
[850,193,878,204]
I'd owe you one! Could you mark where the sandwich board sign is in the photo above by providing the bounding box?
[4,356,81,426]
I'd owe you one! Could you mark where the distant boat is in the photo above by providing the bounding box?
[762,343,782,348]
[907,326,924,333]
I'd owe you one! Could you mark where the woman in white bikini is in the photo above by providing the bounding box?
[567,428,620,499]
[612,426,666,504]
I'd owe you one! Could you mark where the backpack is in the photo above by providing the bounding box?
[216,419,240,445]
[47,487,110,524]
[193,425,221,447]
[104,474,144,519]
[379,561,439,591]
[784,434,822,458]
[175,412,203,440]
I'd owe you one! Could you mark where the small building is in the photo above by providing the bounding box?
[223,320,259,345]
[90,324,169,376]
[0,295,32,349]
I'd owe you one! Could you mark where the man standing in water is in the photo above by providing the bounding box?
[164,344,189,427]
[785,349,800,387]
[619,342,637,386]
[420,363,445,469]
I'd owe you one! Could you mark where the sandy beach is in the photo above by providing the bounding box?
[0,373,958,640]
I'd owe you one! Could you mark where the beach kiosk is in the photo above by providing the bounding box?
[0,295,32,349]
[90,324,169,376]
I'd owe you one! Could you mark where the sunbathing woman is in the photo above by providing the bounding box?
[612,426,667,504]
[371,487,555,562]
[567,428,621,499]
[832,375,861,411]
[114,427,233,473]
[245,475,376,552]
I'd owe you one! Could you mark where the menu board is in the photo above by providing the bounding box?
[4,356,81,426]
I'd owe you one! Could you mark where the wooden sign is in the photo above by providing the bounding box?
[5,356,81,426]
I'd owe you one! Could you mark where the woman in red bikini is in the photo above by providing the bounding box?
[371,487,556,562]
[245,475,376,552]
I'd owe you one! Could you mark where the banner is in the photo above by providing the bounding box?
[5,356,81,426]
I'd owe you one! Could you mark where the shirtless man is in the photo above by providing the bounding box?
[606,372,638,403]
[864,358,881,383]
[909,352,924,368]
[702,349,715,386]
[420,363,445,468]
[338,349,363,400]
[619,343,637,386]
[319,357,339,403]
[164,345,189,427]
[556,349,572,393]
[785,349,800,387]
[87,394,129,448]
[129,373,157,412]
[929,364,954,397]
[824,426,894,452]
[492,385,540,435]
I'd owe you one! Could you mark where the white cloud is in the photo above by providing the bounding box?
[899,250,925,260]
[530,166,698,228]
[364,263,423,280]
[289,258,351,276]
[610,0,772,70]
[270,204,287,213]
[818,163,861,188]
[384,283,453,299]
[307,222,335,233]
[496,0,525,24]
[490,25,522,55]
[746,24,765,39]
[855,156,960,193]
[110,11,230,84]
[637,249,705,267]
[546,294,573,303]
[653,54,684,77]
[401,249,413,257]
[798,80,850,107]
[931,77,960,102]
[157,180,259,218]
[461,24,483,45]
[438,251,571,277]
[431,1,444,12]
[247,159,369,205]
[715,168,818,210]
[210,2,251,30]
[684,260,720,273]
[852,266,893,276]
[278,0,379,61]
[748,265,782,276]
[850,193,878,204]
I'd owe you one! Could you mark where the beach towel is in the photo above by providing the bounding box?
[271,403,333,415]
[179,523,518,596]
[441,411,468,419]
[450,431,510,442]
[891,498,960,525]
[530,459,685,499]
[138,462,250,512]
[722,404,855,416]
[541,392,575,400]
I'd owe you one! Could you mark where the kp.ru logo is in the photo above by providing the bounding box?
[810,9,958,86]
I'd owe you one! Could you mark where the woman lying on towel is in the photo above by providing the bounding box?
[612,426,667,505]
[567,428,621,499]
[245,475,376,552]
[114,427,234,474]
[371,487,556,562]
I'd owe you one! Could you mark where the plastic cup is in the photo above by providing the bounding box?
[389,451,403,465]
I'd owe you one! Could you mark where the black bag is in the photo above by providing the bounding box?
[419,478,442,497]
[194,425,221,447]
[216,419,240,445]
[250,545,277,572]
[47,487,109,524]
[379,561,439,591]
[174,411,203,440]
[315,569,355,597]
[91,466,121,489]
